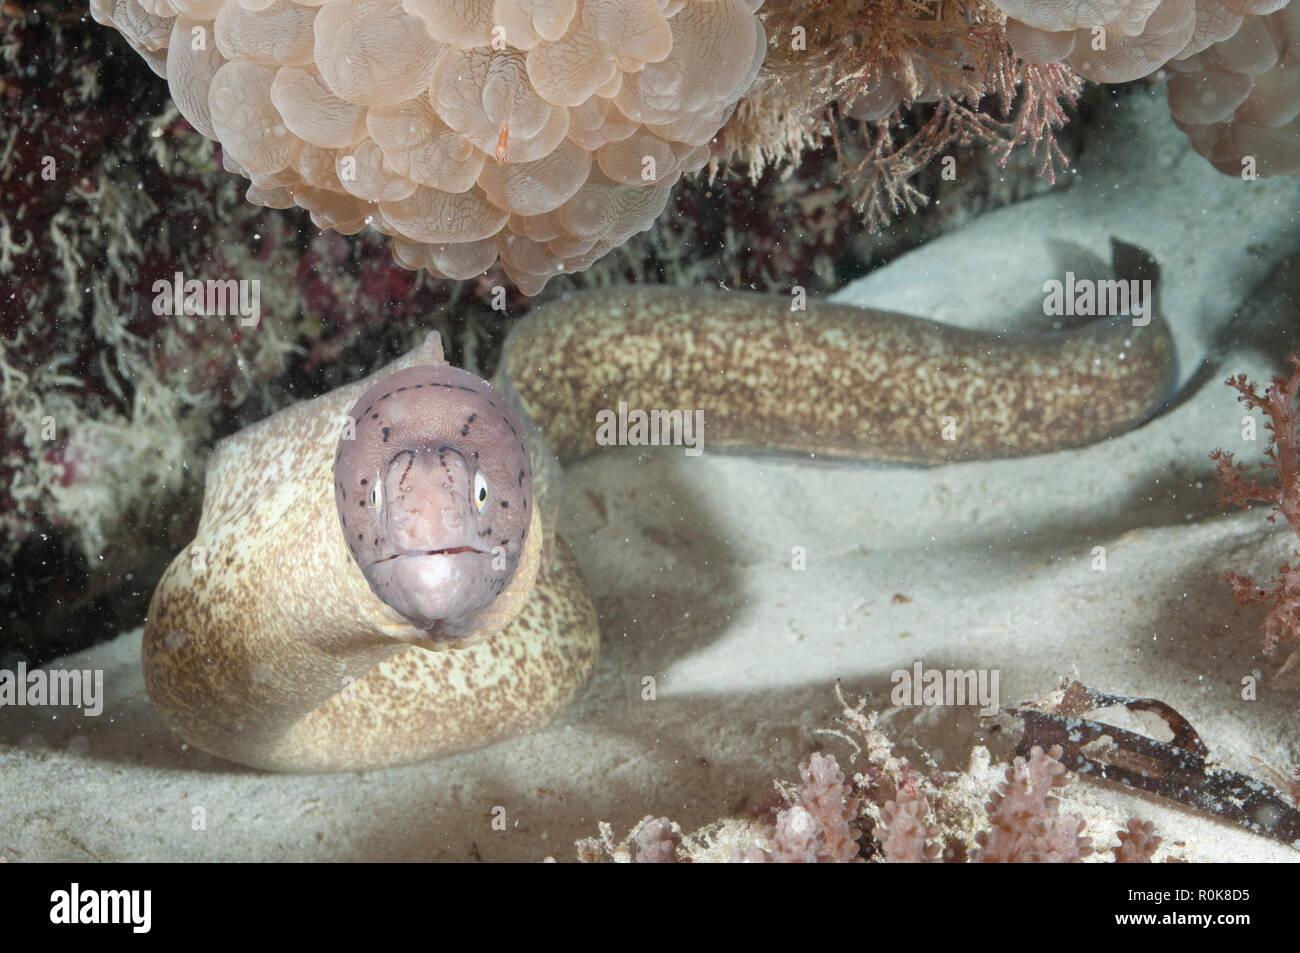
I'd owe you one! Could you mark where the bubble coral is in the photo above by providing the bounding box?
[90,0,767,294]
[992,0,1279,82]
[1167,2,1300,176]
[991,0,1297,176]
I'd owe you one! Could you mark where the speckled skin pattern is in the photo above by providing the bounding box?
[503,288,1175,463]
[144,284,1173,773]
[142,334,597,772]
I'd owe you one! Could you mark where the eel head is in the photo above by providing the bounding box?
[334,364,534,642]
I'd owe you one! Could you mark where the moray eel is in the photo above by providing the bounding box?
[505,241,1174,464]
[143,249,1174,772]
[143,335,596,773]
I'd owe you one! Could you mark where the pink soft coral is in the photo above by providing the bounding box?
[744,752,865,863]
[1114,819,1161,864]
[874,782,942,862]
[632,817,682,864]
[1211,351,1300,653]
[972,745,1094,863]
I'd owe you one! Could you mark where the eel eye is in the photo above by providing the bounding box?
[369,480,382,512]
[474,471,489,511]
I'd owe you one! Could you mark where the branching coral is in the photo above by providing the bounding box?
[719,0,1084,229]
[970,745,1094,862]
[793,751,864,862]
[728,0,1296,227]
[748,752,863,863]
[872,745,1165,862]
[581,751,866,863]
[90,0,766,294]
[1211,351,1300,653]
[874,782,942,862]
[575,694,1161,863]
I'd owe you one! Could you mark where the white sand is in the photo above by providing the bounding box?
[1,87,1297,863]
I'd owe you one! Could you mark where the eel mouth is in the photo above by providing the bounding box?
[361,545,501,630]
[373,546,490,564]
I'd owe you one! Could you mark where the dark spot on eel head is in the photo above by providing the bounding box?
[382,427,391,442]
